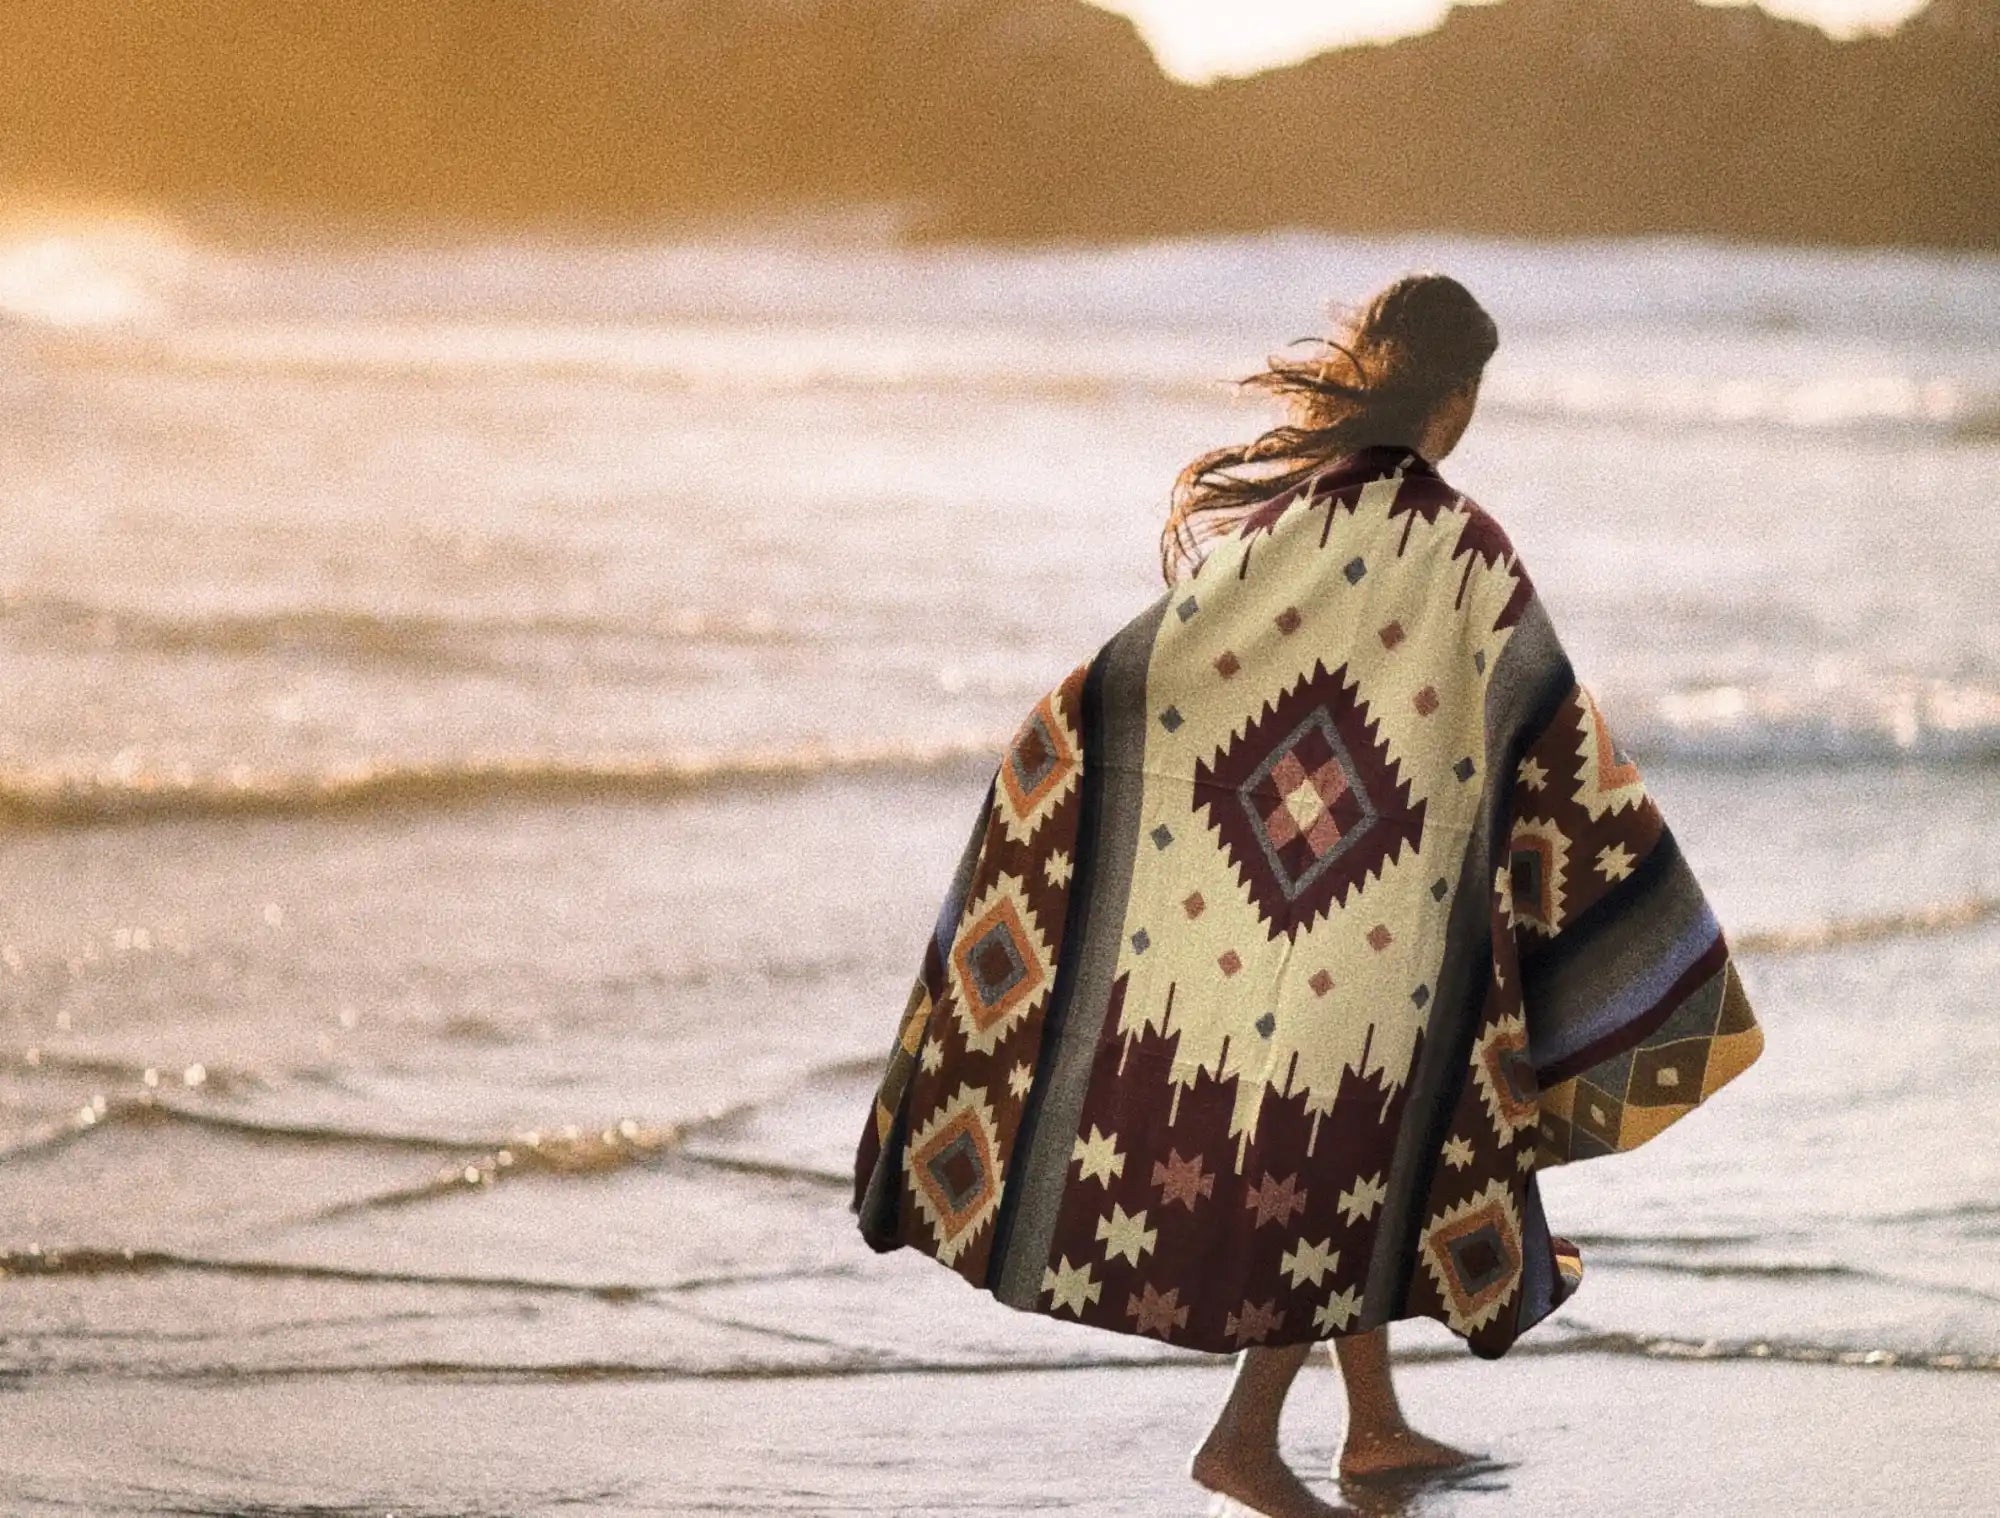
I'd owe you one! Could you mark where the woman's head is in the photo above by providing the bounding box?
[1160,271,1498,583]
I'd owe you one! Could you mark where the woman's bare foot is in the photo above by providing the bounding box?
[1337,1424,1479,1481]
[1191,1433,1352,1516]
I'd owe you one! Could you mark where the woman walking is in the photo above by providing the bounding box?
[852,272,1762,1515]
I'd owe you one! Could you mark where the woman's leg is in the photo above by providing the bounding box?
[1331,1327,1476,1479]
[1189,1343,1349,1516]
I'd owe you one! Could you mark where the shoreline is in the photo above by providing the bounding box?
[5,1351,1994,1514]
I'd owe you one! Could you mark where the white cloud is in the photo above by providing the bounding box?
[1088,0,1930,84]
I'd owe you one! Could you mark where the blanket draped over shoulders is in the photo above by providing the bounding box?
[851,443,1763,1358]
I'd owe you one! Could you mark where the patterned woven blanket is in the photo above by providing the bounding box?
[851,443,1763,1357]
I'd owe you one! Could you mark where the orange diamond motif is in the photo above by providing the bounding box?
[1193,659,1425,940]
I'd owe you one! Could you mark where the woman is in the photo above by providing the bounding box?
[852,273,1762,1517]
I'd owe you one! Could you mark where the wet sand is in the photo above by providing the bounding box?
[5,1345,1995,1514]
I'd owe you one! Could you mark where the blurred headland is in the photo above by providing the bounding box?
[0,0,1994,247]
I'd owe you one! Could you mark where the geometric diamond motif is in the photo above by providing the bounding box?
[1193,658,1426,940]
[1418,1178,1524,1335]
[1572,686,1646,822]
[1469,1012,1540,1141]
[947,874,1055,1055]
[994,687,1081,845]
[1629,1037,1713,1107]
[906,1082,1003,1265]
[1507,816,1571,937]
[1571,1079,1625,1151]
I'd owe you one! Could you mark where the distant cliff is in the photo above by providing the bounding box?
[0,0,1993,247]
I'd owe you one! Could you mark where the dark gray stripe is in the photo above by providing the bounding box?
[1512,1172,1557,1336]
[1359,596,1572,1326]
[992,598,1167,1308]
[1523,848,1719,1071]
[933,774,999,960]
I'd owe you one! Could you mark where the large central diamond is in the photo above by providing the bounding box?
[1194,659,1424,938]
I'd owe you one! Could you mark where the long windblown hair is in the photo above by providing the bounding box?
[1160,271,1499,583]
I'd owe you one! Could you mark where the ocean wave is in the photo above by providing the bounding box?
[0,1330,1988,1381]
[32,313,1991,441]
[6,217,1996,446]
[1483,367,1986,440]
[0,1245,672,1303]
[1581,1253,2000,1308]
[1732,896,1999,956]
[0,593,795,668]
[0,1070,809,1194]
[7,674,2000,832]
[0,739,1004,828]
[1631,679,2000,765]
[0,1092,490,1166]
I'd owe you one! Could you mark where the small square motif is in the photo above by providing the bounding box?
[1343,557,1367,584]
[1410,984,1431,1008]
[1159,706,1183,733]
[1130,929,1151,954]
[1213,651,1241,679]
[1183,892,1205,919]
[1366,924,1393,952]
[1274,607,1301,634]
[1378,621,1405,649]
[1217,950,1243,977]
[1431,877,1450,901]
[1309,969,1333,997]
[1413,686,1439,716]
[1151,824,1174,850]
[1177,596,1199,622]
[1474,649,1487,674]
[1255,1011,1276,1037]
[1454,757,1476,782]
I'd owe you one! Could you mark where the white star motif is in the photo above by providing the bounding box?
[1072,1125,1126,1186]
[919,1035,945,1074]
[1596,842,1636,882]
[1336,1173,1387,1227]
[1519,756,1549,792]
[1043,849,1074,889]
[1096,1204,1158,1266]
[1313,1284,1362,1334]
[1007,1060,1034,1099]
[1280,1236,1339,1289]
[1042,1255,1101,1316]
[1443,1135,1475,1170]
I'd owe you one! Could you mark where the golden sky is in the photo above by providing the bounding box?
[1090,0,1931,81]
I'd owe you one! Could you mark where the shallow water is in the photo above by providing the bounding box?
[1,220,1997,1512]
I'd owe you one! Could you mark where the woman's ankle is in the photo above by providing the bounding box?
[1341,1413,1413,1446]
[1201,1408,1281,1454]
